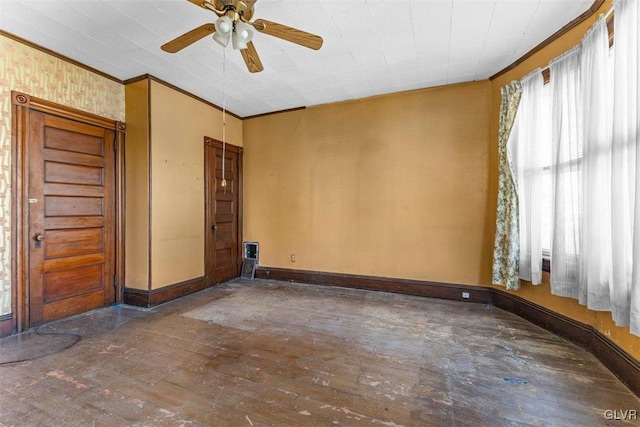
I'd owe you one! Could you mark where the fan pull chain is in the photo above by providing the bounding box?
[221,46,227,193]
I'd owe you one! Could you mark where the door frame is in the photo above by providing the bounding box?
[204,136,243,286]
[10,91,126,334]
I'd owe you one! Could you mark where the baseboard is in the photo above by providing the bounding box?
[590,328,640,397]
[255,267,493,304]
[492,290,593,347]
[493,289,640,396]
[0,313,14,338]
[123,276,207,308]
[256,266,640,398]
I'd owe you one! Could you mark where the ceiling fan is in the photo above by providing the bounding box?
[161,0,323,73]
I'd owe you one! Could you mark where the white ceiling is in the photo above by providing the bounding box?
[0,0,594,118]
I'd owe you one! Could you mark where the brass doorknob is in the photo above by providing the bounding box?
[35,233,45,242]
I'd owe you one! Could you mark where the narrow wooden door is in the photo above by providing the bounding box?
[205,138,242,285]
[28,111,116,326]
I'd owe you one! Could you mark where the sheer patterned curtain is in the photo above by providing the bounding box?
[611,0,639,335]
[508,70,548,285]
[550,3,639,335]
[492,82,522,290]
[550,46,583,299]
[579,16,613,309]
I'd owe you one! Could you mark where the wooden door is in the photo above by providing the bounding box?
[28,111,116,325]
[205,138,242,285]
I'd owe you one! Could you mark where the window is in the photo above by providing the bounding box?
[508,6,640,335]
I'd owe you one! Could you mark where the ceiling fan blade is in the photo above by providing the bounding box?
[253,19,323,50]
[161,23,216,53]
[240,41,264,73]
[236,0,257,13]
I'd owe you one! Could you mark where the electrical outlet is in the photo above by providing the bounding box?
[291,254,296,262]
[462,292,470,299]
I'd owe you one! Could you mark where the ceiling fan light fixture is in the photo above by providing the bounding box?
[213,31,230,47]
[232,21,253,50]
[213,15,232,46]
[215,16,233,35]
[163,0,323,73]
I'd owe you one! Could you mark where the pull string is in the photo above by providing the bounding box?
[221,46,227,193]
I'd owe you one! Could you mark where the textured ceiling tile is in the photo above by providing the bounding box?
[109,16,164,50]
[325,55,360,73]
[449,0,495,50]
[338,67,374,84]
[331,8,375,37]
[262,51,297,72]
[109,0,152,18]
[477,53,513,74]
[353,51,386,68]
[73,0,132,28]
[420,64,449,81]
[481,35,520,58]
[305,73,341,88]
[273,67,310,84]
[255,0,294,23]
[417,52,449,69]
[384,47,417,64]
[0,0,598,117]
[344,79,372,94]
[300,16,342,40]
[448,59,480,78]
[486,0,540,38]
[133,10,187,39]
[368,0,412,29]
[387,57,419,75]
[391,66,422,84]
[283,0,329,25]
[411,0,452,37]
[319,38,350,60]
[448,46,481,64]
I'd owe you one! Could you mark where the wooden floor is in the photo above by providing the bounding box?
[1,279,638,426]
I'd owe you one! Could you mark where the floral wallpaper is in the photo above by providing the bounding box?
[0,35,125,316]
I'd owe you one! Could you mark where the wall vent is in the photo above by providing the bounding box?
[241,242,259,279]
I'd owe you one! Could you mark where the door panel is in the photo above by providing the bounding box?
[45,228,103,258]
[205,139,242,285]
[43,264,104,301]
[45,196,103,216]
[44,126,105,155]
[45,162,104,185]
[28,111,115,326]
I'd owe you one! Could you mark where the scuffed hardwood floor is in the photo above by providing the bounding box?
[1,279,638,426]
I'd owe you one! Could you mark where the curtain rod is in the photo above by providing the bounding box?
[540,5,615,84]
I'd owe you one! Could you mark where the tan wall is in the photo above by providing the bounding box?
[489,0,640,360]
[0,34,125,314]
[124,80,150,290]
[149,81,242,289]
[243,81,492,286]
